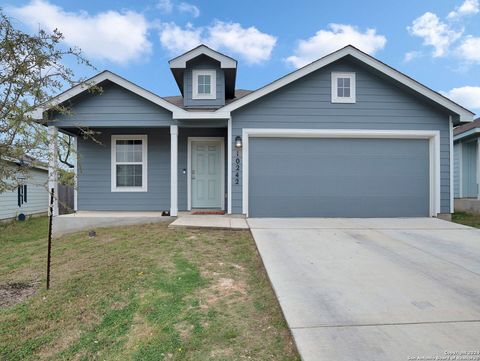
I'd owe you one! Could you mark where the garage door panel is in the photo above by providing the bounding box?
[248,138,430,217]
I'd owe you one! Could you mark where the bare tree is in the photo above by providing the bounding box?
[0,9,97,192]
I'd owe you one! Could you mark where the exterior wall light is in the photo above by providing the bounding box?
[235,136,242,149]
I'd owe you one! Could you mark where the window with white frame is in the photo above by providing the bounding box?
[111,135,147,192]
[192,69,216,100]
[331,72,356,103]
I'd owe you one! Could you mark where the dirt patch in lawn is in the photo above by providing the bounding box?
[0,281,37,308]
[200,272,248,308]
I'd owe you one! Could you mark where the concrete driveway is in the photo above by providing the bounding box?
[248,218,480,361]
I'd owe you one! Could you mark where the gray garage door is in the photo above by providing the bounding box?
[248,137,430,217]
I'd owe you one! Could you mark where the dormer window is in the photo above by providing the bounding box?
[192,69,216,99]
[331,72,356,103]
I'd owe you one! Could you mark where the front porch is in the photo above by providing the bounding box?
[48,121,232,218]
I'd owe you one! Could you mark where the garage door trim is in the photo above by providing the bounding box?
[242,128,441,217]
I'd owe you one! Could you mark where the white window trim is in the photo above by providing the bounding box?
[187,137,225,211]
[241,128,441,218]
[331,72,356,103]
[111,134,148,192]
[192,69,216,100]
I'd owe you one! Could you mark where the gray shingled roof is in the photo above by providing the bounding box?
[162,89,253,111]
[454,117,480,136]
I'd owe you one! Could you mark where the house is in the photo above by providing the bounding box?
[453,118,480,212]
[31,45,474,219]
[0,157,49,221]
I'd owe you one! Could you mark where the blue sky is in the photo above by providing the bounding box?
[4,0,480,114]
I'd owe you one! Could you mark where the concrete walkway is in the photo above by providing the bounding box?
[169,214,249,230]
[249,218,480,361]
[53,211,169,237]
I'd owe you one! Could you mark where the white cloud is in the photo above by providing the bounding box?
[207,21,277,64]
[404,50,422,62]
[9,0,151,64]
[447,0,479,19]
[285,24,386,68]
[159,22,202,54]
[407,12,462,57]
[158,21,277,64]
[442,86,480,112]
[178,2,200,18]
[157,0,173,13]
[458,36,480,63]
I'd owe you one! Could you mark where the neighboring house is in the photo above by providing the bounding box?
[31,45,474,218]
[453,118,480,201]
[0,158,49,220]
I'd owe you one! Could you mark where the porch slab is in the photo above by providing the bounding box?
[53,211,170,237]
[169,214,249,230]
[455,198,480,214]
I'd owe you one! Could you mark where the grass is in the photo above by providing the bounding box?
[0,217,299,361]
[452,211,480,228]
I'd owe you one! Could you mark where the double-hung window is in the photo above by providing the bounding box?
[331,72,356,103]
[192,69,216,99]
[111,135,147,192]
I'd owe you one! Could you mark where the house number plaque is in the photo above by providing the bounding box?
[234,150,241,185]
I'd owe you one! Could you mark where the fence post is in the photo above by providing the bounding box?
[46,187,54,290]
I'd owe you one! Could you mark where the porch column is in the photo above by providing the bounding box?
[227,117,232,214]
[48,125,59,216]
[170,125,178,216]
[73,136,78,212]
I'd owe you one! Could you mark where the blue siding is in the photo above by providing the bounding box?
[183,56,225,108]
[454,142,461,198]
[51,81,173,128]
[231,58,452,214]
[462,140,477,198]
[77,128,170,211]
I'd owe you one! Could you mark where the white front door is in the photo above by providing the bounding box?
[191,140,223,208]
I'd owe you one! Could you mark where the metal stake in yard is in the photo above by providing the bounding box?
[46,187,54,290]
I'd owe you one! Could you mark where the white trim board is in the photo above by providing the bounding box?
[187,137,225,211]
[192,69,217,100]
[169,45,237,69]
[454,127,480,141]
[219,46,474,122]
[111,134,148,193]
[331,72,356,103]
[73,136,78,212]
[227,117,233,214]
[170,125,178,216]
[449,117,454,213]
[459,143,463,198]
[241,128,441,218]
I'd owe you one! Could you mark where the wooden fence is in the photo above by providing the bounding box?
[58,184,74,215]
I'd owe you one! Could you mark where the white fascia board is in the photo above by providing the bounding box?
[172,110,230,119]
[30,71,185,120]
[453,128,480,141]
[169,45,237,69]
[219,46,475,122]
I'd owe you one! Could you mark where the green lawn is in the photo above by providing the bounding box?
[452,211,480,228]
[0,217,299,361]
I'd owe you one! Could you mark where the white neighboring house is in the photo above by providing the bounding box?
[0,158,49,220]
